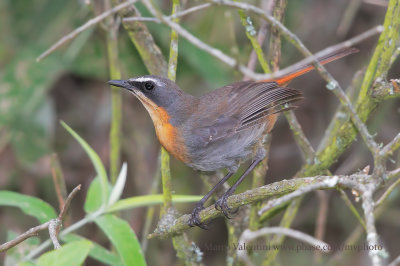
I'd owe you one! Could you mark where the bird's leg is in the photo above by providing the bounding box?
[215,157,263,218]
[188,171,235,229]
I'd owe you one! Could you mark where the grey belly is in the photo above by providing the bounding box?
[187,125,266,172]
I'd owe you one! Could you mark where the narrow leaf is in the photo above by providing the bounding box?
[84,177,110,213]
[108,162,127,206]
[62,234,123,266]
[36,240,92,266]
[95,215,146,266]
[0,191,57,223]
[61,121,109,206]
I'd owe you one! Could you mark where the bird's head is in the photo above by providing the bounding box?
[108,75,184,110]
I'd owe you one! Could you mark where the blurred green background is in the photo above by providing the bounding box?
[0,0,399,265]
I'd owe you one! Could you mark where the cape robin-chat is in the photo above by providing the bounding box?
[109,47,357,228]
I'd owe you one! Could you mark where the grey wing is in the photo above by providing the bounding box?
[192,81,303,147]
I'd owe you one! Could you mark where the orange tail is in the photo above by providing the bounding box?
[263,47,358,86]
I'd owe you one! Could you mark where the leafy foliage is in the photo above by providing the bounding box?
[0,191,57,223]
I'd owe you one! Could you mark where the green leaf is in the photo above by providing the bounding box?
[61,121,109,206]
[84,177,106,213]
[36,240,92,266]
[62,234,123,266]
[95,215,146,266]
[0,191,57,223]
[107,194,202,213]
[108,163,127,206]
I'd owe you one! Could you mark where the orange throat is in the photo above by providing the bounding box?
[137,94,189,163]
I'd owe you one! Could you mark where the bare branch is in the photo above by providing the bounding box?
[387,167,400,180]
[50,154,68,211]
[0,222,50,253]
[36,0,138,61]
[379,133,400,159]
[148,175,364,239]
[141,0,257,78]
[361,189,386,266]
[376,175,400,206]
[59,185,82,222]
[258,176,349,215]
[0,185,81,253]
[123,3,211,22]
[284,110,315,162]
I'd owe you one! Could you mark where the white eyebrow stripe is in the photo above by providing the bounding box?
[132,77,163,86]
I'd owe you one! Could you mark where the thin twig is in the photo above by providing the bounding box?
[387,167,400,181]
[141,0,256,78]
[58,185,81,222]
[258,176,344,215]
[376,177,400,206]
[123,3,211,22]
[379,133,400,159]
[0,185,81,253]
[361,189,385,266]
[36,0,138,61]
[0,222,50,253]
[284,110,315,162]
[50,153,68,213]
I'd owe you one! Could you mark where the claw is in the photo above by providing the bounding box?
[215,193,239,219]
[187,204,209,229]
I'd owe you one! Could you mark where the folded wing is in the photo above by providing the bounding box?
[192,81,303,147]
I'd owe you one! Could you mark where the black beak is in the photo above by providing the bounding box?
[108,80,133,91]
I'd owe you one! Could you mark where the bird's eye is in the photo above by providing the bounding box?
[144,82,154,90]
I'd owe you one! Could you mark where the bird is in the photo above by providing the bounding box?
[108,47,357,228]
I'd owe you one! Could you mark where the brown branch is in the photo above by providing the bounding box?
[37,0,138,62]
[0,222,51,253]
[123,3,211,23]
[0,185,81,253]
[149,175,364,239]
[50,153,68,212]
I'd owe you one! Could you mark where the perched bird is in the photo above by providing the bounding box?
[109,47,357,228]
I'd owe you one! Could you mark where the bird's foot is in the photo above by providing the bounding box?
[215,193,239,219]
[187,204,209,229]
